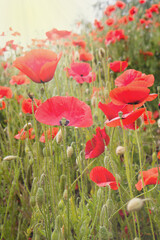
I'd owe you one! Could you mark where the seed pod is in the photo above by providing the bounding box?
[67,146,73,158]
[36,187,45,208]
[56,129,62,144]
[3,155,17,161]
[116,146,125,155]
[127,198,147,212]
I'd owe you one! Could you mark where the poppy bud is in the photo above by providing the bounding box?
[127,198,145,212]
[134,238,140,240]
[51,229,59,240]
[58,199,65,210]
[116,146,125,155]
[56,129,63,144]
[115,174,121,182]
[36,187,45,208]
[60,174,66,194]
[40,87,45,95]
[28,92,34,100]
[0,99,3,108]
[98,48,105,59]
[19,112,22,117]
[106,199,114,217]
[97,188,102,199]
[3,155,17,161]
[118,111,123,118]
[40,173,46,186]
[63,189,68,200]
[152,152,157,162]
[30,196,36,207]
[136,117,142,128]
[91,96,97,107]
[157,119,160,128]
[23,122,32,130]
[99,226,113,239]
[74,51,79,61]
[67,146,73,158]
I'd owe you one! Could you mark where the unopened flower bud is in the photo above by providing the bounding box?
[157,119,160,128]
[97,188,102,199]
[3,155,17,161]
[60,174,66,194]
[19,112,23,117]
[115,174,121,182]
[23,122,32,130]
[58,199,65,210]
[127,198,150,212]
[36,187,45,208]
[152,152,157,162]
[56,129,62,144]
[98,48,105,59]
[63,189,68,200]
[91,96,97,107]
[30,196,36,207]
[116,146,125,155]
[67,146,73,158]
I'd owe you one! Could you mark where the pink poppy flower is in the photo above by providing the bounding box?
[35,96,93,128]
[66,62,96,84]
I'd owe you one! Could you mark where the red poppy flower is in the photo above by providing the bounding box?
[1,62,9,70]
[128,15,134,21]
[0,86,12,99]
[10,74,30,85]
[110,61,128,72]
[90,166,119,190]
[104,5,116,16]
[46,28,71,40]
[66,62,96,84]
[105,108,145,128]
[94,19,104,31]
[105,18,114,26]
[129,6,138,15]
[22,98,42,114]
[85,127,110,159]
[79,49,93,61]
[139,0,146,3]
[157,151,160,160]
[13,49,62,83]
[142,111,155,125]
[0,100,6,110]
[14,128,35,140]
[135,167,160,191]
[116,1,126,9]
[110,86,150,107]
[35,96,93,128]
[115,69,154,87]
[72,40,86,49]
[40,127,59,143]
[105,29,127,45]
[118,16,128,25]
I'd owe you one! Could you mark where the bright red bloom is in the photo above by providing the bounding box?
[35,96,93,128]
[79,49,93,61]
[110,61,128,72]
[0,86,12,99]
[40,127,59,143]
[139,0,146,4]
[85,127,110,159]
[142,111,155,125]
[10,74,30,85]
[104,5,116,16]
[104,108,145,129]
[90,166,119,190]
[66,62,96,84]
[129,6,138,15]
[110,86,150,107]
[105,18,114,26]
[116,1,126,9]
[46,28,71,40]
[128,15,134,21]
[14,128,35,140]
[72,40,86,49]
[94,19,104,31]
[153,110,159,119]
[13,49,62,83]
[105,29,127,45]
[157,151,160,160]
[0,100,6,110]
[135,167,160,191]
[22,98,42,114]
[1,62,9,70]
[115,69,154,87]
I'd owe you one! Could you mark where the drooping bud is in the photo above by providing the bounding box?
[56,129,63,144]
[23,122,32,130]
[3,155,17,161]
[127,198,150,212]
[98,48,105,59]
[36,187,45,208]
[116,146,125,155]
[67,146,73,158]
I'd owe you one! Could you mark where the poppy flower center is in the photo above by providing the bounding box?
[80,74,83,77]
[59,117,70,126]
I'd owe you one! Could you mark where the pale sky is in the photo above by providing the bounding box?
[0,0,102,46]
